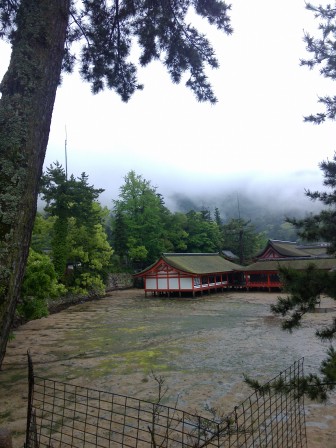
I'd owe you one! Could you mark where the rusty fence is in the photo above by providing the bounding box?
[25,355,307,448]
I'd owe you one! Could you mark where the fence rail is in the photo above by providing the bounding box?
[25,355,307,448]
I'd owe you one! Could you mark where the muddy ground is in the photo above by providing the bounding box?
[1,289,336,447]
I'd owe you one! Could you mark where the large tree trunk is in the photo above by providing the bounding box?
[0,0,70,369]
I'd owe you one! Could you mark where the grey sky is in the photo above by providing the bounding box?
[0,0,335,209]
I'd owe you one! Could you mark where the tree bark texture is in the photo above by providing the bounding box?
[0,0,70,368]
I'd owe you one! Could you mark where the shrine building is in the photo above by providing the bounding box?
[134,253,242,297]
[243,240,336,291]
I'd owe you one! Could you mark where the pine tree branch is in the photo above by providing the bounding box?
[316,318,336,341]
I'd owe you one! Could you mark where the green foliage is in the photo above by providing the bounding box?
[17,297,49,321]
[245,368,332,402]
[71,273,106,299]
[301,3,336,124]
[17,249,66,320]
[171,192,300,242]
[269,150,336,399]
[52,216,69,278]
[162,212,189,253]
[184,210,221,253]
[111,208,128,259]
[30,212,54,253]
[270,265,336,400]
[271,264,334,331]
[260,153,336,400]
[214,207,222,226]
[111,171,279,266]
[73,1,232,102]
[246,345,336,402]
[128,244,148,263]
[40,162,109,282]
[1,1,233,103]
[112,171,170,267]
[288,153,336,254]
[222,218,266,264]
[67,218,113,293]
[316,317,336,341]
[41,163,104,226]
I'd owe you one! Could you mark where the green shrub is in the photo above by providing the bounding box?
[17,249,66,320]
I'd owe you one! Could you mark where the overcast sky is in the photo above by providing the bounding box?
[1,0,335,210]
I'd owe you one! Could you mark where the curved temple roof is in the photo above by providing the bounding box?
[256,240,330,259]
[135,253,242,276]
[244,258,336,272]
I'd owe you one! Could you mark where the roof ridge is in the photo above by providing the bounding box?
[163,253,220,256]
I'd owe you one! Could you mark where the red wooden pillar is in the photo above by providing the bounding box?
[245,273,249,291]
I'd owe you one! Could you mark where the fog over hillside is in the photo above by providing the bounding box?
[38,164,326,241]
[95,163,325,212]
[162,169,324,217]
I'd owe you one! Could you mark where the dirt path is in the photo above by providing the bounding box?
[1,289,336,447]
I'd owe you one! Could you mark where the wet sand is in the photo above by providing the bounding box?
[0,289,335,447]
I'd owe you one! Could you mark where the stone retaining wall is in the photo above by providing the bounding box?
[106,273,134,290]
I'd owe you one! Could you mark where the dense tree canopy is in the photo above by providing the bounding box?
[111,172,245,268]
[40,162,104,277]
[0,0,233,368]
[112,170,168,267]
[184,209,221,253]
[40,163,112,293]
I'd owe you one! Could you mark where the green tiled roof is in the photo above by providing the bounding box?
[135,253,243,276]
[296,245,329,257]
[257,240,329,259]
[244,258,336,272]
[162,253,242,274]
[270,241,305,257]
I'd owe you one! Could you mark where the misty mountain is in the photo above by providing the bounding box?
[167,188,323,241]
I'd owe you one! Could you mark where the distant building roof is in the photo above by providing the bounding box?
[244,257,336,272]
[222,250,239,261]
[256,239,330,260]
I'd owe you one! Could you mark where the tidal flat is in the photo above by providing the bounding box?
[1,289,335,447]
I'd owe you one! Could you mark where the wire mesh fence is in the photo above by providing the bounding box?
[25,354,307,448]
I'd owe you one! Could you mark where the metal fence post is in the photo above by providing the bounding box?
[24,351,35,448]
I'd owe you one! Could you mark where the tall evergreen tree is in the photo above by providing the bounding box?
[112,171,169,267]
[269,2,336,398]
[40,162,104,279]
[111,208,129,261]
[222,218,265,264]
[288,153,336,253]
[0,1,232,367]
[269,154,336,400]
[214,207,222,227]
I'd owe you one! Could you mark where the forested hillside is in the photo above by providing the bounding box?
[168,189,322,242]
[35,166,319,277]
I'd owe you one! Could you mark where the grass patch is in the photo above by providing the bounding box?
[95,349,169,376]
